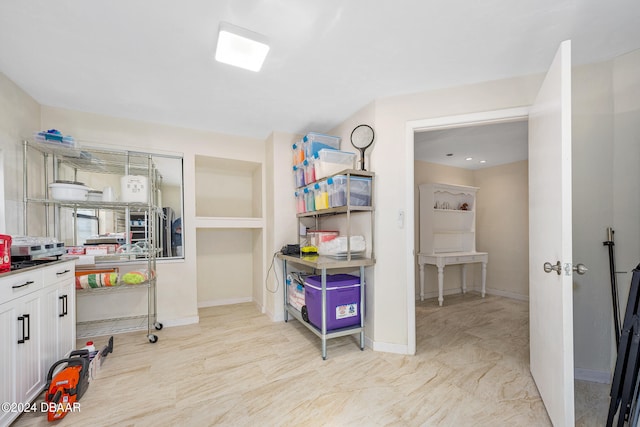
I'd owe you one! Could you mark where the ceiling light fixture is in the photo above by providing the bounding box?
[480,160,487,164]
[465,157,473,161]
[215,22,269,72]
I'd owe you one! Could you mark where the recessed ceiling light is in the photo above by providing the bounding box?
[479,160,487,164]
[465,157,473,161]
[215,22,270,72]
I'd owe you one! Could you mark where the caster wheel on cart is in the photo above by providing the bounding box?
[154,322,163,330]
[148,334,158,343]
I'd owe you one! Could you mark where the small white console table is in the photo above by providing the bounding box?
[417,251,488,306]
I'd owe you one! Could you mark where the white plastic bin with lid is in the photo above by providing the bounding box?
[314,149,356,180]
[328,175,372,207]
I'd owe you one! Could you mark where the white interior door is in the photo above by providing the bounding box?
[528,40,574,426]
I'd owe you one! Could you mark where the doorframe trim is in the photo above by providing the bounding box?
[404,106,530,355]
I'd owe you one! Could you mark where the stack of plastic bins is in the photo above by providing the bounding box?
[328,175,372,207]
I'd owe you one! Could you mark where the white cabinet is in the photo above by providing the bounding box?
[418,183,488,306]
[0,302,17,427]
[41,262,76,377]
[0,260,75,427]
[419,183,478,254]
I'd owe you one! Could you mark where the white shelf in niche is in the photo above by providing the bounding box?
[195,216,264,229]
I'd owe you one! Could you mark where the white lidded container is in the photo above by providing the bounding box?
[314,149,356,180]
[120,175,148,203]
[48,181,90,201]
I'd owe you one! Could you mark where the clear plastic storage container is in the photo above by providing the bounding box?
[293,164,305,188]
[303,132,341,147]
[328,175,372,207]
[303,158,316,185]
[292,142,304,166]
[295,191,306,213]
[314,149,356,180]
[313,181,329,210]
[306,230,339,247]
[303,186,315,212]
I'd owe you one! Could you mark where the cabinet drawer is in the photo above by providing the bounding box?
[0,271,43,303]
[42,262,75,286]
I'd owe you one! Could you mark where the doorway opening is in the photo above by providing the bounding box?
[412,116,530,363]
[404,107,530,354]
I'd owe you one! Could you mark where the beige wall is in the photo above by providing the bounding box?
[0,72,42,235]
[264,131,299,321]
[474,160,529,299]
[196,228,255,306]
[610,49,640,373]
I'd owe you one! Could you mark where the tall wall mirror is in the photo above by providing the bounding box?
[60,153,184,260]
[24,141,185,261]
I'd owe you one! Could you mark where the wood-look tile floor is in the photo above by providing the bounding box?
[13,293,610,426]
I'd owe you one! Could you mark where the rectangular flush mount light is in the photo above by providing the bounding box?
[215,22,269,72]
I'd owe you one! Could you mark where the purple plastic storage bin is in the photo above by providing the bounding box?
[304,274,361,330]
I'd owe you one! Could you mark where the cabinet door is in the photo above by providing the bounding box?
[57,280,76,358]
[41,286,59,382]
[0,302,17,427]
[15,293,43,405]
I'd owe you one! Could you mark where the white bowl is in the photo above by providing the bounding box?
[49,182,90,200]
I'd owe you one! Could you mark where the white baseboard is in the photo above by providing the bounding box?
[197,297,252,308]
[159,316,199,328]
[484,287,529,301]
[416,287,529,302]
[417,287,467,301]
[575,368,611,384]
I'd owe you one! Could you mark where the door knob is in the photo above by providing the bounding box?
[573,263,588,275]
[544,261,562,275]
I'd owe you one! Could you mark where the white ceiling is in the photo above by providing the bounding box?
[1,1,639,142]
[414,120,528,170]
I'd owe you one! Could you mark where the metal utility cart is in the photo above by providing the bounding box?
[279,254,374,359]
[22,139,163,343]
[280,169,375,359]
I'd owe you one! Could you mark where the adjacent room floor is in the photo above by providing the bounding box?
[14,294,609,426]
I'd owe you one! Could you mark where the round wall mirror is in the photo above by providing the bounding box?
[350,124,375,171]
